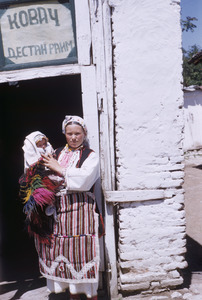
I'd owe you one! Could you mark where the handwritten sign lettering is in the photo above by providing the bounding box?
[0,0,77,68]
[7,41,73,59]
[7,8,60,29]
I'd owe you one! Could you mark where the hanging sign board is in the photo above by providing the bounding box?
[0,0,77,70]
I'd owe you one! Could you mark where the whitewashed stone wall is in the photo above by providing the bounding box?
[110,0,186,295]
[184,90,202,151]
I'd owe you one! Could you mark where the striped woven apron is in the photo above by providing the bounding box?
[35,191,99,283]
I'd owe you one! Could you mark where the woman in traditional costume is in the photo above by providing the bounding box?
[39,116,100,300]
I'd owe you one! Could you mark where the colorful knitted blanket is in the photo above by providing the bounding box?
[19,160,61,244]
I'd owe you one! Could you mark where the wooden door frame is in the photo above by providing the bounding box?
[79,2,118,297]
[88,1,118,298]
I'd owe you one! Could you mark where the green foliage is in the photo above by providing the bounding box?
[181,16,198,32]
[183,45,202,87]
[181,16,201,86]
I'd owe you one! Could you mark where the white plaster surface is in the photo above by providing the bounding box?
[184,90,202,152]
[112,0,183,190]
[111,0,185,294]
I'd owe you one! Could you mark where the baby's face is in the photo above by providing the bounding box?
[36,138,47,149]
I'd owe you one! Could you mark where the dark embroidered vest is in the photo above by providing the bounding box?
[55,146,93,168]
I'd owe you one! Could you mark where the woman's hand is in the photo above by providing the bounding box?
[41,153,63,175]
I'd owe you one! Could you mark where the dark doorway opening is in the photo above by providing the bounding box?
[0,74,83,283]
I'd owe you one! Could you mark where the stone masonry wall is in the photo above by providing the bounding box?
[118,192,186,294]
[109,0,186,295]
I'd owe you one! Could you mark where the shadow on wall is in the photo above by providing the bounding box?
[182,235,202,288]
[184,90,202,108]
[183,90,202,151]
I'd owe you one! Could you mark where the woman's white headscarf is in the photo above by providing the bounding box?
[22,131,53,170]
[62,115,87,135]
[62,115,89,147]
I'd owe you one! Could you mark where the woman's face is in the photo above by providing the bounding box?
[65,124,85,149]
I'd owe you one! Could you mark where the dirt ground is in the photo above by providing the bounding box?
[1,154,202,300]
[184,153,202,250]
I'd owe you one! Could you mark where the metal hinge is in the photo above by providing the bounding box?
[106,262,112,279]
[98,97,104,112]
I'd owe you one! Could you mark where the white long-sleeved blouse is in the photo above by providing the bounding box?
[58,148,100,192]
